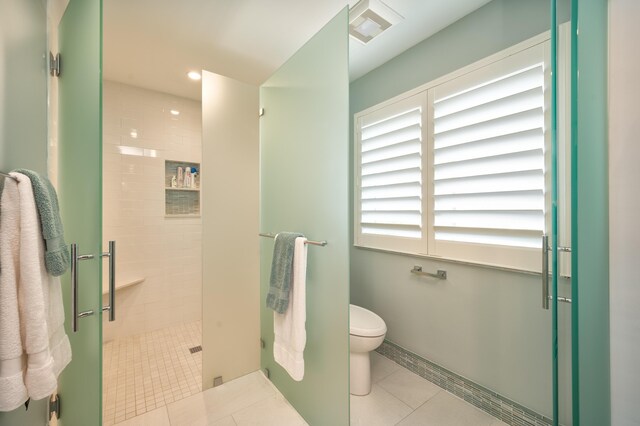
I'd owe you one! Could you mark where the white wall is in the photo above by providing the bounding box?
[102,80,202,341]
[201,71,260,389]
[609,1,640,424]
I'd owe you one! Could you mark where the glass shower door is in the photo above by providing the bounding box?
[259,8,350,426]
[549,1,612,424]
[56,0,103,424]
[551,1,574,424]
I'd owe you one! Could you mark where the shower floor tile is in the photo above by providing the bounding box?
[102,321,202,425]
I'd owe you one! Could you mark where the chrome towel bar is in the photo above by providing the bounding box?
[411,266,447,279]
[259,232,327,247]
[0,171,18,182]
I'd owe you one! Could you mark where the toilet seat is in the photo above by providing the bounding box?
[350,304,387,337]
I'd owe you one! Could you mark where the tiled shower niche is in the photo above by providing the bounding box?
[165,160,200,216]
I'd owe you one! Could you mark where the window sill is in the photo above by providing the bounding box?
[353,244,543,277]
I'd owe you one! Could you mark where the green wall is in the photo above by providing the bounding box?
[350,0,573,423]
[350,0,568,114]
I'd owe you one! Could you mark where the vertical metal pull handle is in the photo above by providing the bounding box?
[542,235,550,310]
[101,241,116,321]
[71,243,79,332]
[70,243,95,332]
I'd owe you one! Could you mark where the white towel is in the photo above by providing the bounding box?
[0,177,29,411]
[0,173,72,411]
[273,236,307,381]
[16,172,72,400]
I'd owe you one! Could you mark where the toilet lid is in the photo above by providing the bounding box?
[350,304,387,337]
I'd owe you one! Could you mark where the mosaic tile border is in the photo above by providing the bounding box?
[377,340,553,426]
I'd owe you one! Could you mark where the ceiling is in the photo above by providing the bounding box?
[103,0,491,100]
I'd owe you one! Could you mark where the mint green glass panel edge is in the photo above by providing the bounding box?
[57,0,103,425]
[259,8,350,426]
[571,0,610,425]
[550,1,559,425]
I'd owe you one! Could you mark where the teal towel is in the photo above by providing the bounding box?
[266,232,303,314]
[15,169,70,276]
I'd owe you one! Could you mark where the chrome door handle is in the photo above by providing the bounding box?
[541,235,550,310]
[101,241,116,321]
[542,236,572,309]
[70,243,95,332]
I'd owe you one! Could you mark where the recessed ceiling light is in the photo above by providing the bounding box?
[170,109,180,116]
[349,0,403,45]
[187,71,201,81]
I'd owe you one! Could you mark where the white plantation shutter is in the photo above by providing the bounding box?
[355,94,427,252]
[431,47,546,254]
[354,39,551,271]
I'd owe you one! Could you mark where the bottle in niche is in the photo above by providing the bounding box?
[191,168,198,188]
[184,168,192,188]
[177,167,184,188]
[171,175,177,188]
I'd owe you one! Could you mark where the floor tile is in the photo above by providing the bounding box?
[350,384,413,426]
[208,417,237,426]
[166,371,275,425]
[397,391,497,426]
[114,406,170,426]
[103,321,202,425]
[232,395,307,426]
[370,351,401,384]
[377,367,441,409]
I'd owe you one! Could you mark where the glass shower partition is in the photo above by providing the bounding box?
[56,0,104,425]
[570,0,610,425]
[0,0,49,422]
[259,8,350,426]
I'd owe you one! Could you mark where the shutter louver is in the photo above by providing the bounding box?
[360,106,423,239]
[432,64,546,249]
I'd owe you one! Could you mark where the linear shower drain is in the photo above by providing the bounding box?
[189,345,202,354]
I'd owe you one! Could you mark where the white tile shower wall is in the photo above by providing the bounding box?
[102,80,202,341]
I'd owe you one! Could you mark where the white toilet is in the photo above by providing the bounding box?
[349,304,387,396]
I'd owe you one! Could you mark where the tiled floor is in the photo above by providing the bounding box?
[104,323,506,425]
[115,371,307,426]
[350,352,509,426]
[103,321,203,425]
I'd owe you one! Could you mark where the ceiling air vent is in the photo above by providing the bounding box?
[349,0,403,44]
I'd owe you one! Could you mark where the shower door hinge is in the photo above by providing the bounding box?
[49,394,60,420]
[49,52,61,77]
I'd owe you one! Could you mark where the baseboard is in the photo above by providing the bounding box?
[376,340,553,426]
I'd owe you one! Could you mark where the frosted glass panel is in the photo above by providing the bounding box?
[0,1,49,423]
[0,0,47,173]
[260,8,349,426]
[56,0,103,425]
[571,0,610,424]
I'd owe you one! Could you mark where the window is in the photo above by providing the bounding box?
[355,95,427,254]
[355,36,554,272]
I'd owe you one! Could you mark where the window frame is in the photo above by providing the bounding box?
[354,93,429,254]
[354,31,561,273]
